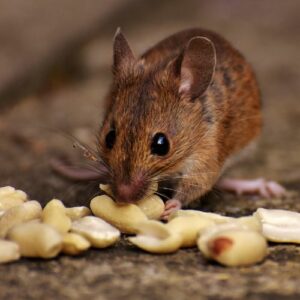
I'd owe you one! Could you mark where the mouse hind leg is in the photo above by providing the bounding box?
[216,177,286,198]
[217,142,286,198]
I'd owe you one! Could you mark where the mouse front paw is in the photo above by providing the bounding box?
[161,199,182,221]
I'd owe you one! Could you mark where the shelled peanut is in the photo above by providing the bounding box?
[0,186,28,210]
[128,210,263,255]
[0,201,42,238]
[71,216,120,248]
[197,223,268,267]
[42,199,72,234]
[0,239,20,263]
[0,186,120,262]
[128,220,183,254]
[1,184,300,268]
[91,183,164,234]
[62,233,91,255]
[254,208,300,243]
[8,221,63,258]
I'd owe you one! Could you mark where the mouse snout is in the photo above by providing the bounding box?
[115,183,137,203]
[113,176,147,204]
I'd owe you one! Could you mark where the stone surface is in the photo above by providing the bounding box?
[0,0,299,299]
[0,0,133,103]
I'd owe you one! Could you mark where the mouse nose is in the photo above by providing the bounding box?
[115,183,136,203]
[114,176,146,203]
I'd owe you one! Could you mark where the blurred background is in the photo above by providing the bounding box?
[0,1,300,299]
[0,0,299,202]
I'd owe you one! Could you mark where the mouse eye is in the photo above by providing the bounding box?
[151,133,169,156]
[105,129,116,149]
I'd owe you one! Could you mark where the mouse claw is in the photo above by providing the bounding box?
[161,199,182,221]
[265,181,287,198]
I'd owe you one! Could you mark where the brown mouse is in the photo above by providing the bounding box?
[52,28,286,219]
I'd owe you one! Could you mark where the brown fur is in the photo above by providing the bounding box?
[97,28,262,205]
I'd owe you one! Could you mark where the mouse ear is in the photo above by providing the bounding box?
[113,27,135,73]
[179,37,216,98]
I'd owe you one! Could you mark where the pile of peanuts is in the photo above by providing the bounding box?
[0,184,299,267]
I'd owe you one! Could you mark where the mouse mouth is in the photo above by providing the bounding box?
[110,173,180,204]
[112,177,150,204]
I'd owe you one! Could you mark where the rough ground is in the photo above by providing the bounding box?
[0,0,133,101]
[0,1,299,299]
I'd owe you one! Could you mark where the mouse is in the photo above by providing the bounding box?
[52,28,286,219]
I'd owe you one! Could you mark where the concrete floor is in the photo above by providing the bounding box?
[0,1,299,299]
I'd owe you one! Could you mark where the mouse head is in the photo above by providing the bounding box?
[97,29,217,203]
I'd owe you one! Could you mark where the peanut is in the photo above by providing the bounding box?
[99,183,163,220]
[236,215,262,232]
[254,208,300,243]
[128,220,182,254]
[90,195,148,234]
[169,209,234,223]
[42,199,71,234]
[71,216,120,248]
[197,223,268,267]
[62,232,91,255]
[99,184,113,197]
[7,222,62,258]
[136,195,164,220]
[0,239,20,263]
[0,201,42,238]
[65,206,91,220]
[169,209,261,232]
[166,216,215,247]
[0,186,27,210]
